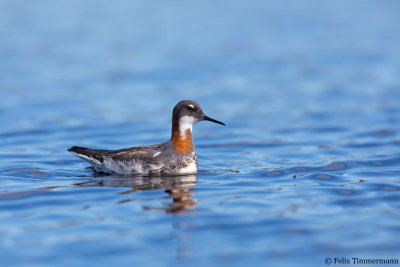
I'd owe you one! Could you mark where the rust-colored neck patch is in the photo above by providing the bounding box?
[171,120,194,154]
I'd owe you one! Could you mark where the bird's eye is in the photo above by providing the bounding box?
[187,105,195,111]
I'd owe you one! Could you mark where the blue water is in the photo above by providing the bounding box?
[1,1,400,266]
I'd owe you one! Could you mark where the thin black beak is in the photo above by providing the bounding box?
[203,115,225,126]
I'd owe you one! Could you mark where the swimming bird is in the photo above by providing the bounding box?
[68,100,225,176]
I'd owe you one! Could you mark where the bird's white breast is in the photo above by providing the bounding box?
[177,159,197,174]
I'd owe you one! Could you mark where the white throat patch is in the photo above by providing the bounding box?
[179,115,196,136]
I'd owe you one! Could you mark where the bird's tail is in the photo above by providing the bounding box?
[67,146,107,163]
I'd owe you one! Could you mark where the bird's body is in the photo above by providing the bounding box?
[68,100,224,176]
[68,142,197,176]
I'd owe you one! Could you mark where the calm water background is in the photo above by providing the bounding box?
[1,1,400,266]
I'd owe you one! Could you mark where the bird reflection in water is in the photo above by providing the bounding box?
[75,174,198,214]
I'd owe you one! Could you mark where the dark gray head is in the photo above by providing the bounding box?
[172,100,225,126]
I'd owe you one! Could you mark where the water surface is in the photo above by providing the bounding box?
[1,0,400,266]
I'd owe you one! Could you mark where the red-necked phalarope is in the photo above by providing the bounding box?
[68,100,225,175]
